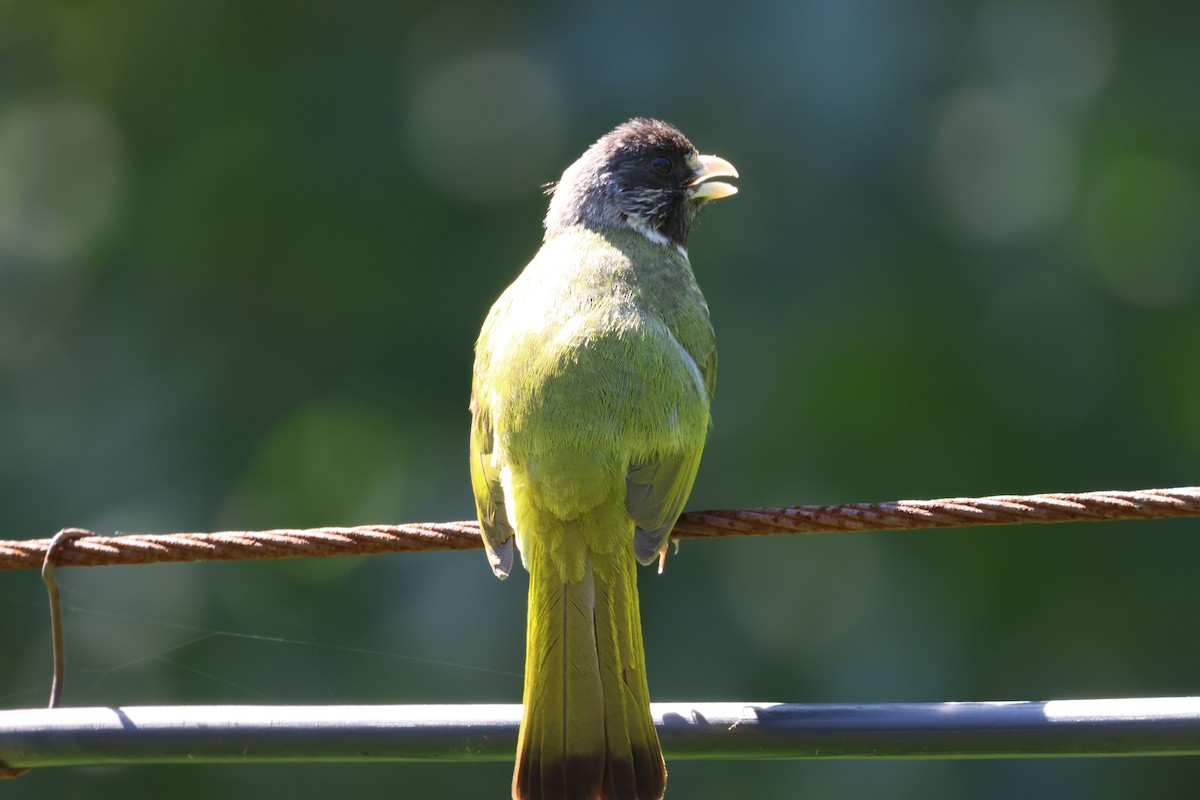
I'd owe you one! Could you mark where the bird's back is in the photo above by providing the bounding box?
[473,224,716,473]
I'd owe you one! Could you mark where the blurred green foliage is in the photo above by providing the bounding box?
[3,0,1199,797]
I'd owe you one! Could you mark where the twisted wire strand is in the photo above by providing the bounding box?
[1,486,1197,572]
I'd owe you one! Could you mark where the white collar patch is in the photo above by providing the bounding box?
[626,218,689,260]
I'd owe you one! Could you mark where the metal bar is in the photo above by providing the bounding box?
[3,698,1200,770]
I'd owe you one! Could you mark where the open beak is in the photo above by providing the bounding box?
[687,154,739,202]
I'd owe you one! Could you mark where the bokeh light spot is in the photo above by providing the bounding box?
[976,0,1116,106]
[405,50,565,205]
[1078,156,1200,307]
[0,96,123,265]
[933,92,1077,242]
[221,402,411,531]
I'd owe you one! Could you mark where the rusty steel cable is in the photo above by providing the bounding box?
[2,485,1197,572]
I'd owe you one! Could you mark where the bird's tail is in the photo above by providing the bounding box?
[513,512,666,800]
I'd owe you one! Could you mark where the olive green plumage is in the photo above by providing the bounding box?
[469,118,736,800]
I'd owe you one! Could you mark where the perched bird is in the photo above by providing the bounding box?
[469,118,737,800]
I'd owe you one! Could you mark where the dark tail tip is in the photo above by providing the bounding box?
[513,750,665,800]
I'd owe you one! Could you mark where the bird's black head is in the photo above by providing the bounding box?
[544,118,738,252]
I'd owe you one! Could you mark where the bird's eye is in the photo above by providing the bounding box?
[650,155,673,175]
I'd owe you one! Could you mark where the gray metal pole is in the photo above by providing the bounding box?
[3,697,1200,770]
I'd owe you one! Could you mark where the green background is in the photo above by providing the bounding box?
[3,1,1199,797]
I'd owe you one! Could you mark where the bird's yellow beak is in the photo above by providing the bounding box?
[687,154,739,202]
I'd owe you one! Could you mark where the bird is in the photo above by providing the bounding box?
[469,117,737,800]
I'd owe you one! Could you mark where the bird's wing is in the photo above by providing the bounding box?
[626,447,704,566]
[626,332,715,565]
[470,402,514,579]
